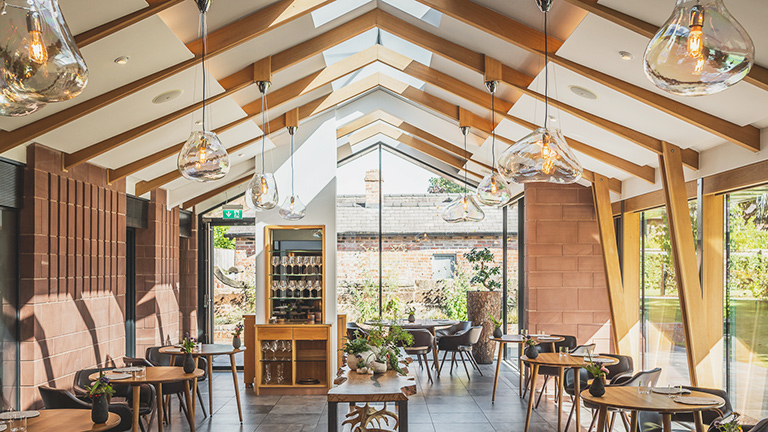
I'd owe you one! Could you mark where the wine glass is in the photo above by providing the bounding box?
[271,256,279,273]
[308,256,316,274]
[279,280,287,298]
[271,280,278,298]
[280,256,288,274]
[288,256,295,275]
[316,256,322,272]
[287,281,295,298]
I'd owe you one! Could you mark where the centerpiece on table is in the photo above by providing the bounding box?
[711,412,743,432]
[232,323,244,349]
[181,333,197,373]
[340,324,413,375]
[86,371,115,424]
[523,335,539,359]
[464,248,502,364]
[582,353,610,397]
[489,313,503,338]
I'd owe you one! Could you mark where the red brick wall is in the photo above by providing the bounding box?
[18,144,127,408]
[179,215,198,337]
[135,189,180,355]
[524,183,612,352]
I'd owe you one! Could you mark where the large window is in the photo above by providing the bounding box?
[726,186,768,418]
[0,207,18,407]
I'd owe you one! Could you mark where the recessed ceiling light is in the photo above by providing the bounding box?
[237,153,244,157]
[619,51,634,61]
[569,85,598,100]
[114,56,130,65]
[152,89,183,104]
[194,120,203,125]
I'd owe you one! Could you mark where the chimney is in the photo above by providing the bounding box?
[365,169,382,208]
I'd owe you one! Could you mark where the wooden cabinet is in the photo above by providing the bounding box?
[264,225,325,323]
[249,323,332,395]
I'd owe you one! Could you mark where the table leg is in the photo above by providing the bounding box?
[398,400,408,432]
[693,411,705,432]
[184,380,196,432]
[630,410,638,432]
[429,328,439,373]
[518,346,524,398]
[557,367,565,432]
[230,353,243,422]
[154,383,163,432]
[208,355,214,416]
[574,367,581,431]
[192,357,198,418]
[328,401,338,431]
[524,363,539,432]
[595,406,608,432]
[492,341,504,402]
[662,414,672,432]
[132,385,141,432]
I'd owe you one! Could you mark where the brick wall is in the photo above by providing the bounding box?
[524,183,612,352]
[135,189,181,356]
[18,144,127,408]
[179,214,198,338]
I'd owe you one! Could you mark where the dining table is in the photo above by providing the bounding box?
[363,319,459,373]
[22,409,120,432]
[490,334,565,400]
[581,386,726,432]
[159,344,245,422]
[91,366,204,432]
[522,352,618,432]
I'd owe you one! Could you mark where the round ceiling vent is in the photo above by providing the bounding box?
[152,89,183,104]
[569,85,598,100]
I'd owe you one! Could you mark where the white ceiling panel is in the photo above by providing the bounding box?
[60,0,148,35]
[231,54,328,107]
[157,0,275,45]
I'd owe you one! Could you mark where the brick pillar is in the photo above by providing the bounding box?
[524,183,612,353]
[179,214,198,337]
[364,169,381,208]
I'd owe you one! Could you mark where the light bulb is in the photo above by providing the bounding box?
[0,0,88,107]
[441,194,485,223]
[476,171,513,207]
[279,195,306,220]
[498,127,582,184]
[247,173,278,210]
[177,131,230,181]
[26,11,47,64]
[644,0,754,96]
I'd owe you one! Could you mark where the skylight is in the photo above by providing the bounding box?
[381,0,442,27]
[311,0,372,28]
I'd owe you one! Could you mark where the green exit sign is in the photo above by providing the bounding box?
[222,205,243,219]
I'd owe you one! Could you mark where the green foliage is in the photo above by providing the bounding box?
[464,248,502,291]
[181,335,196,354]
[441,267,470,320]
[338,245,405,322]
[489,313,502,329]
[214,225,236,249]
[340,331,370,355]
[728,201,768,301]
[427,177,466,194]
[86,371,116,399]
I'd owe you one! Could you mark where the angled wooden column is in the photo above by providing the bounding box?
[700,192,725,388]
[659,142,717,387]
[621,210,641,363]
[591,174,636,356]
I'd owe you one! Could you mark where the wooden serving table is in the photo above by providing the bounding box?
[159,344,245,422]
[327,367,417,432]
[28,409,120,432]
[522,353,618,432]
[364,319,459,373]
[490,335,565,400]
[91,366,204,432]
[581,386,725,432]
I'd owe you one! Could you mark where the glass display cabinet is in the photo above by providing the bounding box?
[265,225,325,323]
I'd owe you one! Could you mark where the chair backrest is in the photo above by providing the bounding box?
[599,354,634,382]
[749,418,768,432]
[146,346,172,366]
[449,321,472,335]
[404,329,434,348]
[674,386,732,425]
[466,326,483,345]
[539,335,577,353]
[74,367,129,398]
[620,368,662,387]
[38,386,90,410]
[570,344,596,356]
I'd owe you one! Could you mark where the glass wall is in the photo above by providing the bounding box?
[726,186,768,418]
[0,207,18,407]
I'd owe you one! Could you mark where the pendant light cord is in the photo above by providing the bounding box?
[491,91,496,171]
[261,92,266,174]
[544,9,549,129]
[290,133,295,197]
[463,132,468,195]
[201,11,207,132]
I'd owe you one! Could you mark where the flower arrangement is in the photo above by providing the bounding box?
[85,371,116,400]
[181,333,196,354]
[582,353,609,378]
[713,412,742,432]
[524,336,537,347]
[343,325,413,376]
[341,331,370,356]
[232,323,244,338]
[489,314,502,329]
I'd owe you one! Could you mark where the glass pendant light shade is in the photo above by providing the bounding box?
[441,194,485,223]
[177,130,230,181]
[644,0,754,96]
[0,0,88,105]
[476,171,513,206]
[279,195,306,220]
[498,127,583,184]
[247,172,278,210]
[0,77,44,116]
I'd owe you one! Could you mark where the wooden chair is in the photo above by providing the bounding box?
[403,329,435,383]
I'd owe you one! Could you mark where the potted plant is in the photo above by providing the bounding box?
[232,323,243,349]
[406,306,416,323]
[340,331,370,370]
[361,324,413,376]
[464,248,502,364]
[180,333,197,373]
[489,313,503,338]
[523,336,539,359]
[582,354,610,397]
[85,371,115,424]
[712,412,743,432]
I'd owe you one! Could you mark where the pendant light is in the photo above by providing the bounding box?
[476,81,513,207]
[0,0,88,116]
[177,0,230,182]
[246,81,279,210]
[497,0,582,185]
[278,125,306,221]
[441,126,485,223]
[644,0,754,96]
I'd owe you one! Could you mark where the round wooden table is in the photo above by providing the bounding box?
[27,409,120,432]
[364,319,459,373]
[158,344,246,422]
[90,366,204,432]
[522,353,618,432]
[581,386,726,432]
[490,335,565,400]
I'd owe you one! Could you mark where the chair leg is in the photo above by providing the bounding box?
[177,393,189,419]
[146,411,155,431]
[449,352,456,375]
[620,412,631,432]
[522,367,531,399]
[535,375,551,408]
[565,395,575,431]
[139,417,147,432]
[458,351,471,380]
[197,384,207,417]
[423,355,433,383]
[587,408,598,432]
[468,352,484,376]
[609,412,616,432]
[439,351,448,375]
[416,354,423,369]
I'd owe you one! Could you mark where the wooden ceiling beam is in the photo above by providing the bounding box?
[74,0,185,47]
[0,0,332,154]
[182,172,254,210]
[412,0,760,152]
[562,0,768,94]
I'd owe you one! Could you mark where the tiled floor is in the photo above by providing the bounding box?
[160,357,601,432]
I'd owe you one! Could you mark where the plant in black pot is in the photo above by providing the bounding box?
[232,323,244,349]
[523,336,539,359]
[489,314,503,339]
[464,248,502,364]
[85,371,115,424]
[406,306,416,323]
[582,354,609,397]
[181,334,197,373]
